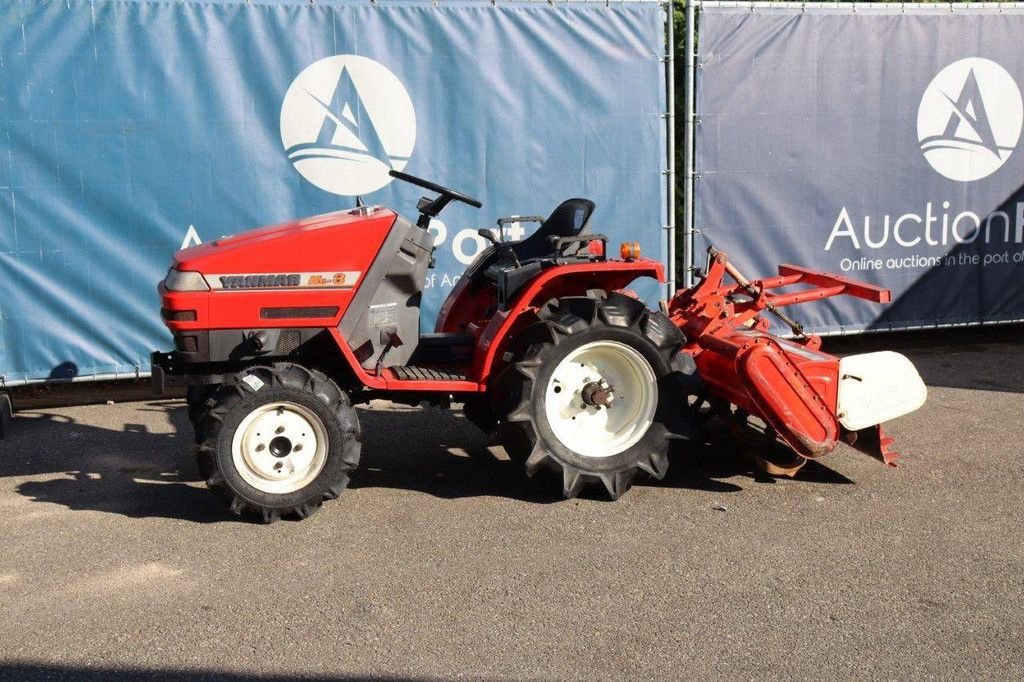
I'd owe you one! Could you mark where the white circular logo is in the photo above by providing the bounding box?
[918,58,1023,183]
[280,55,416,196]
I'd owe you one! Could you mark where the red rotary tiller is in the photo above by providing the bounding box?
[667,247,925,475]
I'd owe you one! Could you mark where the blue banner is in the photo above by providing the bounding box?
[695,5,1024,334]
[0,0,668,383]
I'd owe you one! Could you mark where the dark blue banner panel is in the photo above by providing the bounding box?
[695,5,1024,333]
[0,0,668,383]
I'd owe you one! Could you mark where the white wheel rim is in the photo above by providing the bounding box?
[544,340,658,459]
[231,401,329,494]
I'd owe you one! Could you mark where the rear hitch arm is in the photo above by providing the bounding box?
[677,247,893,335]
[708,247,808,338]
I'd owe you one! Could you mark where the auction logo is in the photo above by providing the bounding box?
[280,55,416,196]
[917,58,1023,183]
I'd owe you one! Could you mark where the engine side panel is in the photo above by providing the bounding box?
[338,215,434,370]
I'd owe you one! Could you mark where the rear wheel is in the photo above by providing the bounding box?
[195,363,360,523]
[498,291,689,499]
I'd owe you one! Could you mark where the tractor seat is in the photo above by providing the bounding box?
[464,198,596,304]
[507,198,595,263]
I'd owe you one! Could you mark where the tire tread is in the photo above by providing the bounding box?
[193,362,360,523]
[499,291,686,500]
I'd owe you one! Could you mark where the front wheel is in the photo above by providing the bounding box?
[498,291,689,499]
[186,384,217,444]
[195,363,360,523]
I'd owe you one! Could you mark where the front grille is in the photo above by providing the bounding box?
[260,306,338,320]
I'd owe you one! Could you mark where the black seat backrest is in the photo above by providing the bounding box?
[456,198,597,300]
[511,198,595,262]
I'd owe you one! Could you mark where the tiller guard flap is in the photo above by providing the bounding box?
[734,337,838,459]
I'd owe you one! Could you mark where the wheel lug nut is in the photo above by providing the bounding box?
[275,426,285,434]
[256,444,265,452]
[293,444,303,452]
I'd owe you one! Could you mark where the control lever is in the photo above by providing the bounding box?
[477,228,500,246]
[375,328,404,377]
[478,229,520,267]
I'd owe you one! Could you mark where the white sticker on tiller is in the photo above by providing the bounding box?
[207,272,361,290]
[242,375,265,392]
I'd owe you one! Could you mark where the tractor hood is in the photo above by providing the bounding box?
[173,206,397,277]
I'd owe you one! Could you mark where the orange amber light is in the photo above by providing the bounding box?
[619,241,641,260]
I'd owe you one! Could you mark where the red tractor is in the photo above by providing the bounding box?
[153,171,926,522]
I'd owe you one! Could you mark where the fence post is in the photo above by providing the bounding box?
[666,0,677,297]
[682,0,697,288]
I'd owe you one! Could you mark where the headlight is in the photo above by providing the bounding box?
[164,269,210,292]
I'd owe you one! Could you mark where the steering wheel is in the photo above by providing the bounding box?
[388,170,482,229]
[388,170,482,208]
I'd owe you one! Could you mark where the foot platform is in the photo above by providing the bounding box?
[391,366,468,382]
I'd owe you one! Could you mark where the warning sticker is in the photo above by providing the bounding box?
[368,302,399,328]
[241,374,265,392]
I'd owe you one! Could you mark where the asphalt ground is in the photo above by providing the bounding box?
[1,328,1022,680]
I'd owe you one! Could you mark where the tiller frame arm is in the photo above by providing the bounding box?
[668,247,892,345]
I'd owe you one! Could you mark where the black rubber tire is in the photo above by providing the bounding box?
[186,384,216,444]
[497,291,690,500]
[0,393,11,439]
[461,396,497,436]
[195,363,361,523]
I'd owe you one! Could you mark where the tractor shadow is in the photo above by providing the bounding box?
[5,400,564,520]
[659,434,853,494]
[353,405,853,500]
[5,400,853,523]
[350,405,562,503]
[5,403,237,524]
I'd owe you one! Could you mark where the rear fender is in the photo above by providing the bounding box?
[472,259,664,383]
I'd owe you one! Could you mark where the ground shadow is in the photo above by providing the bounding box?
[850,182,1024,394]
[3,397,856,524]
[823,322,1024,394]
[5,404,235,524]
[352,406,845,501]
[660,430,854,494]
[347,405,561,504]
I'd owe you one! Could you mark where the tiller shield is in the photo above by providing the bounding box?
[667,247,926,474]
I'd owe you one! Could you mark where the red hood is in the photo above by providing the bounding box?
[173,207,397,274]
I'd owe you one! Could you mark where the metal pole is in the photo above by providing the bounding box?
[682,0,696,288]
[666,1,677,298]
